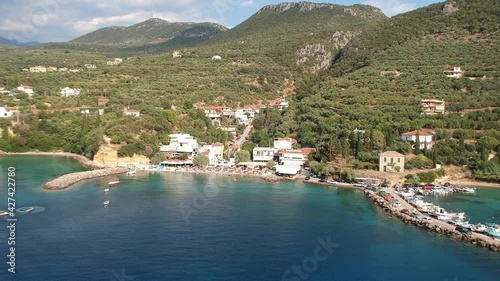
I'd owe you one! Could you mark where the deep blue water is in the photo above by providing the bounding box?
[1,156,500,281]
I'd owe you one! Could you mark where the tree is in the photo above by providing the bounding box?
[266,160,275,169]
[180,153,189,160]
[193,154,210,167]
[235,150,251,163]
[417,171,436,183]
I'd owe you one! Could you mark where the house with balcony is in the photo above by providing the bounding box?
[275,148,316,175]
[401,130,434,150]
[276,99,289,111]
[420,99,445,115]
[253,147,277,162]
[379,151,405,173]
[80,106,104,116]
[159,133,199,158]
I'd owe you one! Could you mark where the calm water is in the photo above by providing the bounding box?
[1,156,500,281]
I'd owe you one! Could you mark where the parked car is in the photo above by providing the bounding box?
[401,209,410,215]
[319,178,326,183]
[304,176,311,180]
[456,226,472,234]
[411,213,424,219]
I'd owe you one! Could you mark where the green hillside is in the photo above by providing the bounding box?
[266,0,499,181]
[196,2,386,72]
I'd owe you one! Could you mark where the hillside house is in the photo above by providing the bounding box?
[172,51,183,58]
[17,85,34,96]
[379,151,405,173]
[69,69,81,73]
[211,55,222,61]
[0,107,14,118]
[106,58,123,65]
[80,107,103,116]
[420,99,445,115]
[60,87,80,97]
[277,99,289,111]
[0,87,11,95]
[204,106,224,119]
[273,137,296,150]
[123,108,140,117]
[84,64,96,69]
[58,67,68,72]
[29,66,47,73]
[401,130,433,150]
[22,68,29,72]
[159,133,199,158]
[253,147,277,162]
[444,66,462,78]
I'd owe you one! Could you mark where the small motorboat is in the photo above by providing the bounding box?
[457,187,476,194]
[104,188,110,193]
[103,201,110,206]
[108,180,120,187]
[0,211,8,216]
[126,169,137,175]
[486,226,500,239]
[17,207,34,213]
[471,224,487,233]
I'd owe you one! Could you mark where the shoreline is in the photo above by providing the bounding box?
[0,151,108,169]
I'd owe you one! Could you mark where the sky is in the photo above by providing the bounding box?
[0,0,442,43]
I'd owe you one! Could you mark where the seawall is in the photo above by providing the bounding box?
[364,189,500,252]
[43,167,128,190]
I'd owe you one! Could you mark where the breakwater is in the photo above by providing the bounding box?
[364,189,500,252]
[43,167,128,190]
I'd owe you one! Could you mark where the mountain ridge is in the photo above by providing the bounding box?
[0,36,40,47]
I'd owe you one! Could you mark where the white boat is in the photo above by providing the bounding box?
[103,201,110,206]
[486,227,500,239]
[126,169,137,175]
[0,211,8,216]
[471,224,487,233]
[104,188,110,193]
[108,180,120,187]
[433,207,452,220]
[457,187,476,194]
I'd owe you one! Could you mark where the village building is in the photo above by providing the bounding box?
[277,99,289,111]
[84,64,96,69]
[17,85,34,96]
[47,67,57,72]
[80,107,103,116]
[159,133,199,158]
[212,142,225,159]
[444,66,462,78]
[401,130,434,150]
[29,66,47,73]
[69,69,81,73]
[106,58,123,65]
[60,87,80,97]
[58,67,68,72]
[172,51,183,58]
[123,108,140,117]
[211,55,222,61]
[0,106,14,118]
[420,99,445,115]
[253,147,277,162]
[273,137,296,150]
[379,151,405,173]
[275,148,316,175]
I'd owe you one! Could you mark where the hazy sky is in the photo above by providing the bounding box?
[0,0,441,43]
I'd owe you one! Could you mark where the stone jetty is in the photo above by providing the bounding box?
[364,189,500,252]
[44,167,128,190]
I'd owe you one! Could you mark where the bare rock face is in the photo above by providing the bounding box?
[443,2,459,15]
[257,2,334,14]
[296,31,359,73]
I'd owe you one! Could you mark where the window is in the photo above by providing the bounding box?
[398,158,401,163]
[391,158,394,163]
[384,157,387,162]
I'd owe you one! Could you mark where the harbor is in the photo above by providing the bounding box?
[364,187,500,252]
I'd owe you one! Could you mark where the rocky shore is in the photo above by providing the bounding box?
[0,151,107,169]
[43,167,128,190]
[364,189,500,252]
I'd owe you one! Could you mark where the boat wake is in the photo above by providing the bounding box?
[16,206,45,214]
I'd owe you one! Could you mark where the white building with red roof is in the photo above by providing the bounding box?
[401,130,433,150]
[0,106,14,118]
[17,85,34,96]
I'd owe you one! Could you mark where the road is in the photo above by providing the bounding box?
[234,118,253,147]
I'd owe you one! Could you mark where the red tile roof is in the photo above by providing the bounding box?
[401,130,433,137]
[213,142,224,147]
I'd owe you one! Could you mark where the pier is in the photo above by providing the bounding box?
[43,167,128,190]
[364,189,500,252]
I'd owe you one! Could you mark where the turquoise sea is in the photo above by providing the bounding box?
[1,156,500,281]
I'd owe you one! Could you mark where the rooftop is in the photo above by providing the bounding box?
[380,151,404,157]
[401,130,433,137]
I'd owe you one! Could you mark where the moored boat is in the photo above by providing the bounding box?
[456,187,476,194]
[126,169,137,175]
[103,201,110,206]
[104,188,110,193]
[17,206,34,213]
[108,179,120,187]
[0,211,8,216]
[486,226,500,239]
[471,224,487,233]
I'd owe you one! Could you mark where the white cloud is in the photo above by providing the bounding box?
[32,13,58,26]
[240,0,256,7]
[363,0,418,17]
[0,19,35,32]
